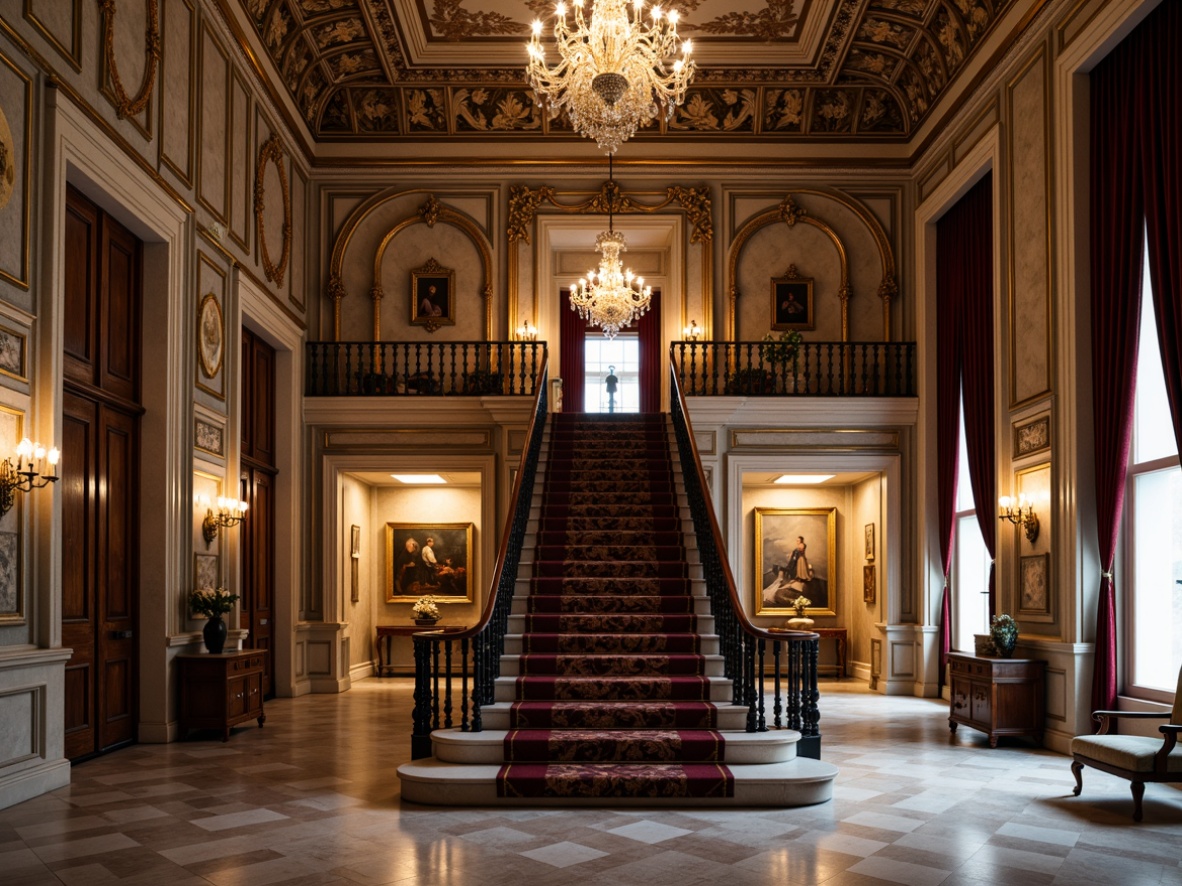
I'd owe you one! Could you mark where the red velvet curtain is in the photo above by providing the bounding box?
[1086,1,1182,717]
[638,290,662,413]
[935,205,962,692]
[959,176,998,620]
[559,290,586,412]
[934,174,994,692]
[1088,29,1145,718]
[1141,3,1182,471]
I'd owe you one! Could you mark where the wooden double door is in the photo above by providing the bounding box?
[62,186,142,761]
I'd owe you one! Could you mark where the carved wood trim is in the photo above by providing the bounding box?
[254,134,291,287]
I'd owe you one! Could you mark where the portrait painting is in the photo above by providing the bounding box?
[755,507,837,617]
[771,265,815,331]
[864,523,875,561]
[410,258,455,332]
[863,564,876,604]
[386,522,473,602]
[350,524,361,603]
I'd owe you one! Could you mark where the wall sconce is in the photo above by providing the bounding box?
[683,319,703,341]
[200,495,248,547]
[516,319,538,341]
[998,494,1039,543]
[0,438,60,517]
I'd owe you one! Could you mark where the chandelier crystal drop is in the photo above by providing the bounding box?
[526,0,695,154]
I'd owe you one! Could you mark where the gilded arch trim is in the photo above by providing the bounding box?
[368,195,494,340]
[506,180,713,334]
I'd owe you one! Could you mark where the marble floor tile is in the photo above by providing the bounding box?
[1,679,1179,885]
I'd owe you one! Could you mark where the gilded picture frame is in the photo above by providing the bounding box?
[197,292,224,379]
[386,522,473,603]
[410,258,455,333]
[771,265,815,331]
[1019,553,1050,615]
[755,507,836,617]
[863,564,876,604]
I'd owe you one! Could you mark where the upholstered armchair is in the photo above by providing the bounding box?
[1070,665,1182,821]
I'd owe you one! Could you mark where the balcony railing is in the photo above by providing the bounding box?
[305,341,547,397]
[672,340,916,397]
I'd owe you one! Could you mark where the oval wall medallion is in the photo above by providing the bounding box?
[0,105,13,210]
[99,0,160,120]
[255,134,291,287]
[197,292,224,379]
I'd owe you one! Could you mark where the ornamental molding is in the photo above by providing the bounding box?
[99,0,160,120]
[255,134,292,287]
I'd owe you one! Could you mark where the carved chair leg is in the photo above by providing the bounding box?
[1131,781,1145,822]
[1070,760,1083,796]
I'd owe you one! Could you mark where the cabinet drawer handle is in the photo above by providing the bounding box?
[259,618,268,625]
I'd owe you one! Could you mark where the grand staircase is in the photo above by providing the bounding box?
[398,413,837,806]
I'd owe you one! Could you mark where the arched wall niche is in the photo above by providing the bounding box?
[727,188,899,343]
[328,191,494,341]
[507,178,715,345]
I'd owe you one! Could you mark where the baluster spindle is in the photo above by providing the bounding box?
[444,640,453,729]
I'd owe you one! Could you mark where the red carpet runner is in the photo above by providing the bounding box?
[496,413,735,800]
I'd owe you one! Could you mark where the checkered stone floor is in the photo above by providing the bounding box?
[2,680,1180,885]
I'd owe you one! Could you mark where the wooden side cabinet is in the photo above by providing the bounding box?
[948,653,1046,747]
[177,649,267,741]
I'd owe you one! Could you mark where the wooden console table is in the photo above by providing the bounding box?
[948,652,1046,747]
[376,624,468,676]
[813,628,848,679]
[176,649,266,741]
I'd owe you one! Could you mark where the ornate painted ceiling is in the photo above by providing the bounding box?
[233,0,1019,145]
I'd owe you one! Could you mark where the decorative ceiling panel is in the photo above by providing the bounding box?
[236,0,1017,143]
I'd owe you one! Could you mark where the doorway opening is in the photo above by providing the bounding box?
[584,333,639,413]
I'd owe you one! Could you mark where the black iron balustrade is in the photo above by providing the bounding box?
[305,341,546,397]
[409,359,549,759]
[669,361,823,758]
[672,340,916,397]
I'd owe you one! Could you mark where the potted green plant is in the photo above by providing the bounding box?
[759,329,803,367]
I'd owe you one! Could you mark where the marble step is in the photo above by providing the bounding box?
[429,727,800,765]
[493,674,735,703]
[477,700,751,731]
[497,652,727,677]
[397,758,839,808]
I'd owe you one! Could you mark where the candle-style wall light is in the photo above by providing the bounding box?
[0,438,60,517]
[998,494,1039,543]
[199,494,249,547]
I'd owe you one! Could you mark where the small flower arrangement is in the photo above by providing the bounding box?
[759,329,804,366]
[189,587,239,619]
[412,595,441,621]
[792,596,812,617]
[989,613,1019,657]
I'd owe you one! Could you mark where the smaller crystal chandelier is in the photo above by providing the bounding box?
[570,156,652,338]
[526,0,695,154]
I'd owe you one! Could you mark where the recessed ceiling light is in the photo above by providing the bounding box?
[773,474,835,485]
[390,474,447,484]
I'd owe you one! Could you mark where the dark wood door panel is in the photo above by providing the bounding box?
[63,189,98,384]
[101,655,135,750]
[252,342,275,465]
[99,221,140,399]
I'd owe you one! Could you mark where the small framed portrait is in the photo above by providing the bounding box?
[386,522,473,602]
[350,524,361,603]
[755,507,836,617]
[410,258,455,333]
[771,265,815,331]
[197,292,224,379]
[864,523,875,561]
[863,564,876,604]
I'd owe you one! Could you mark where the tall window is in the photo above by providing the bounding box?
[953,400,989,652]
[583,333,639,413]
[1126,244,1182,699]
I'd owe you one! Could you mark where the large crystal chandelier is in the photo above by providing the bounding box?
[569,156,652,338]
[526,0,695,154]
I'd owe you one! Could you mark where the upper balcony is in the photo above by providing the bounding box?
[303,339,916,400]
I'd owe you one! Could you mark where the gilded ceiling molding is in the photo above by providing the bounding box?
[506,180,713,331]
[368,195,494,341]
[99,0,160,120]
[727,195,850,342]
[255,134,292,287]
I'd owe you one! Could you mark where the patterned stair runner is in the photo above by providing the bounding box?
[496,413,735,800]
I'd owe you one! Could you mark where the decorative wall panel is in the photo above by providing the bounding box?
[197,23,229,223]
[158,0,195,187]
[24,0,83,72]
[195,251,227,401]
[229,70,250,251]
[0,53,32,292]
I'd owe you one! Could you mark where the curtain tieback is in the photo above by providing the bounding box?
[1101,570,1114,580]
